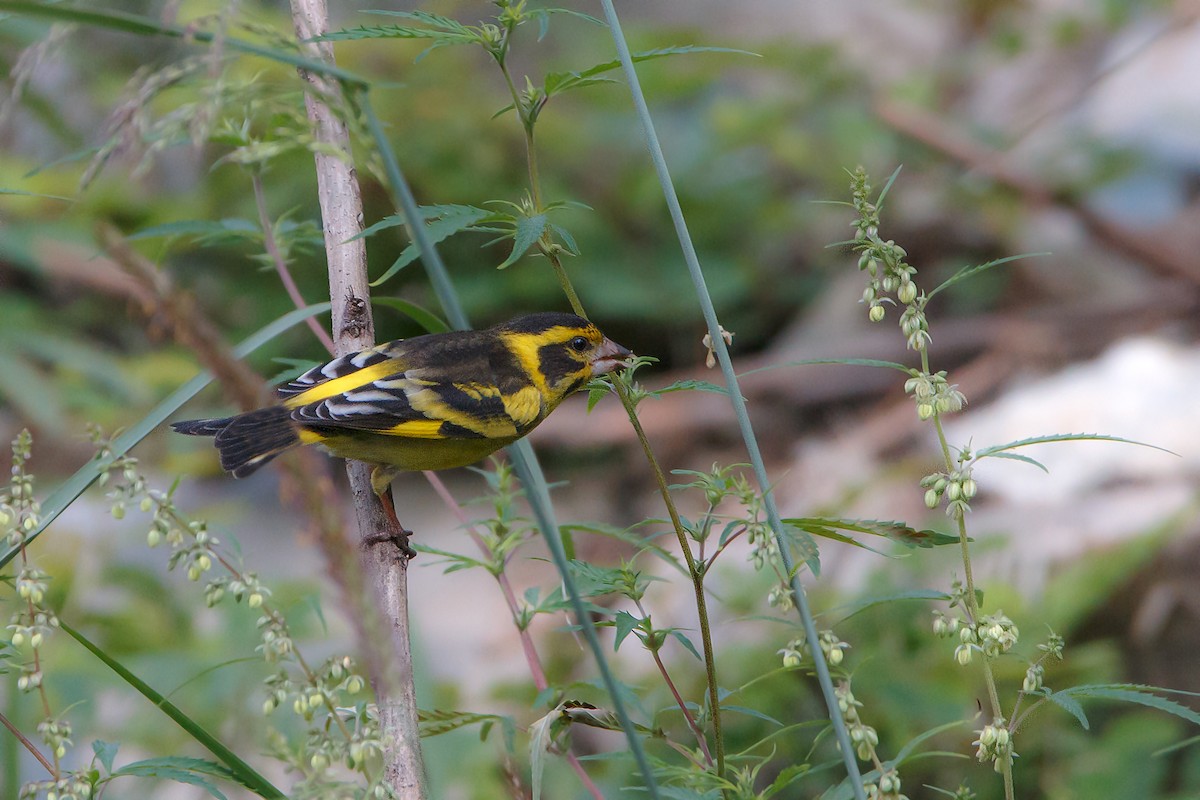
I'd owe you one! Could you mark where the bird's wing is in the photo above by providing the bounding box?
[277,338,544,440]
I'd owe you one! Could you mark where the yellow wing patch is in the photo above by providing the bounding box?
[502,385,544,429]
[381,419,445,439]
[283,362,400,406]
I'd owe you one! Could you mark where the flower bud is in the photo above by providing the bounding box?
[961,479,978,499]
[111,503,125,520]
[11,631,24,647]
[956,645,973,665]
[346,675,364,694]
[310,753,328,771]
[947,481,962,500]
[897,280,917,305]
[140,497,153,513]
[30,632,42,648]
[924,489,940,509]
[917,403,934,420]
[869,305,886,323]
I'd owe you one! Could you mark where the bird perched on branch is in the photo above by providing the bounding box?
[173,312,633,533]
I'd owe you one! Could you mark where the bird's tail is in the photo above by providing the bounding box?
[172,407,300,477]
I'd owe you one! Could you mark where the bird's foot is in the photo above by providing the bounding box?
[361,528,416,560]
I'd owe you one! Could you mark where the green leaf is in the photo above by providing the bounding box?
[723,704,782,726]
[890,719,966,765]
[824,589,953,622]
[926,253,1049,301]
[613,611,641,651]
[976,433,1178,460]
[785,517,959,549]
[60,622,283,798]
[1047,690,1090,730]
[983,450,1049,472]
[1052,684,1200,728]
[111,757,239,800]
[369,205,494,286]
[92,740,119,774]
[497,213,547,269]
[668,629,703,662]
[650,379,730,397]
[128,218,259,243]
[873,165,904,211]
[418,708,508,738]
[316,11,480,46]
[739,357,914,378]
[544,46,758,98]
[372,297,451,334]
[548,223,581,256]
[0,303,332,571]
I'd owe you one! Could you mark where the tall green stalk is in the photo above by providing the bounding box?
[492,26,728,779]
[597,3,867,798]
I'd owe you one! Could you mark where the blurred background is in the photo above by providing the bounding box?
[2,0,1200,797]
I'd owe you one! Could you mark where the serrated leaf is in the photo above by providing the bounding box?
[93,740,119,774]
[544,45,758,98]
[650,379,730,397]
[110,759,234,796]
[497,213,548,269]
[1047,690,1090,730]
[316,10,479,46]
[977,433,1178,459]
[926,253,1049,301]
[128,218,258,242]
[369,205,493,286]
[410,543,490,573]
[418,708,507,738]
[613,610,642,651]
[372,297,450,333]
[1052,684,1200,727]
[764,763,811,797]
[785,517,958,549]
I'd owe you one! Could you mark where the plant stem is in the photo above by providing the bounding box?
[635,600,714,767]
[0,707,54,776]
[422,471,605,800]
[492,24,725,782]
[923,353,1012,800]
[597,3,864,796]
[289,1,424,795]
[250,172,336,353]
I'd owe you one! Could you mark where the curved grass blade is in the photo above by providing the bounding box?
[598,2,865,794]
[60,621,284,798]
[0,303,331,571]
[977,432,1179,460]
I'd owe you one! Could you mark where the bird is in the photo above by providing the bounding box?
[172,312,633,534]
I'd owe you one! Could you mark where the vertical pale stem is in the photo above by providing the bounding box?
[288,2,425,796]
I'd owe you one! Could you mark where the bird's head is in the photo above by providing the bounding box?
[497,312,633,403]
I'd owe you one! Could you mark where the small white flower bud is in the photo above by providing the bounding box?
[869,304,886,323]
[924,489,940,509]
[917,403,934,420]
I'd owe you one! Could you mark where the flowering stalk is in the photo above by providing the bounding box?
[848,167,1013,799]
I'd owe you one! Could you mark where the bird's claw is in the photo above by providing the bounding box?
[361,529,416,560]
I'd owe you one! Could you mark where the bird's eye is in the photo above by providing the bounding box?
[569,336,590,352]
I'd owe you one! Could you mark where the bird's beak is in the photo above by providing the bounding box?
[591,337,634,375]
